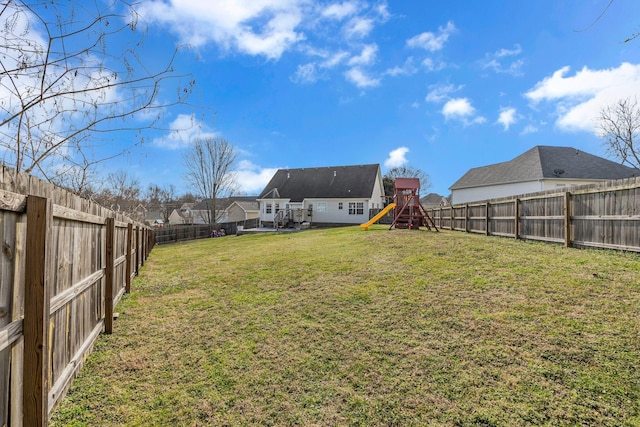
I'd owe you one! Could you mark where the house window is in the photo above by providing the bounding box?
[338,202,343,210]
[275,203,280,213]
[266,203,272,214]
[348,202,364,215]
[317,202,327,212]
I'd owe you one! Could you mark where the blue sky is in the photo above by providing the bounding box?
[95,1,640,196]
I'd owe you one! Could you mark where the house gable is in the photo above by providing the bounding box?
[450,146,640,204]
[451,146,639,191]
[258,164,381,202]
[257,164,384,225]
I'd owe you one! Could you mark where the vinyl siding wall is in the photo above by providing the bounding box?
[452,179,610,204]
[258,198,372,225]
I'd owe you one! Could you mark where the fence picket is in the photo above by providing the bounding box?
[0,166,154,425]
[433,179,640,252]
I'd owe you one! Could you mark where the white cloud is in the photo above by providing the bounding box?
[425,83,462,103]
[497,107,517,131]
[520,124,539,135]
[291,63,318,84]
[152,114,216,150]
[525,62,640,133]
[482,44,524,75]
[384,57,417,77]
[348,44,378,66]
[495,45,522,58]
[384,147,409,168]
[442,98,486,125]
[421,57,446,72]
[443,98,474,117]
[345,67,380,88]
[344,16,374,39]
[375,3,390,21]
[406,21,456,52]
[136,0,305,60]
[321,2,359,20]
[233,160,279,194]
[323,51,349,68]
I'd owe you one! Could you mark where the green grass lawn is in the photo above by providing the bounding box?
[51,226,640,426]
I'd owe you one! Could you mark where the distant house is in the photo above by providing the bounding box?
[168,203,200,225]
[450,146,640,204]
[143,210,166,227]
[167,197,259,225]
[420,192,450,209]
[257,164,386,227]
[225,200,260,223]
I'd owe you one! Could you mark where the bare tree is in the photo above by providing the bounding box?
[92,169,142,215]
[0,0,194,180]
[145,184,176,223]
[383,166,432,197]
[598,97,640,169]
[184,136,238,225]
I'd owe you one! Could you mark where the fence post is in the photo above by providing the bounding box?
[104,217,115,334]
[141,229,146,266]
[485,202,490,236]
[514,198,520,240]
[464,205,469,232]
[125,223,133,293]
[23,195,52,427]
[135,226,140,276]
[564,192,572,247]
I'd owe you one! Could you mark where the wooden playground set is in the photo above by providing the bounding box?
[360,177,439,231]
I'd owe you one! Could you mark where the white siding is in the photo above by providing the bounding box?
[541,179,606,191]
[452,178,612,204]
[369,167,386,209]
[305,198,369,224]
[257,198,290,223]
[452,181,543,204]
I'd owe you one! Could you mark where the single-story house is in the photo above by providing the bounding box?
[450,145,640,204]
[168,197,258,225]
[257,164,386,227]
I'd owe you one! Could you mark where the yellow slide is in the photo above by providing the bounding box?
[360,203,396,230]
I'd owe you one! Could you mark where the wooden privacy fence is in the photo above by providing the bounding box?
[155,218,260,244]
[427,177,640,252]
[0,166,154,427]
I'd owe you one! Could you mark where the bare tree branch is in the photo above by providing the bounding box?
[0,0,195,180]
[598,97,640,169]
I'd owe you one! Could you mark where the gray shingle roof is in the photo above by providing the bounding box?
[450,146,640,190]
[194,196,258,211]
[232,200,259,211]
[258,164,380,202]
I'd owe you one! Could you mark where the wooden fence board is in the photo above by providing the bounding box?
[430,178,640,252]
[23,196,52,427]
[0,165,154,425]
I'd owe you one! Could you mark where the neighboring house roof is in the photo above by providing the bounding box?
[144,210,164,221]
[173,208,194,220]
[450,146,640,190]
[193,196,258,211]
[421,193,448,207]
[232,200,259,212]
[258,164,380,202]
